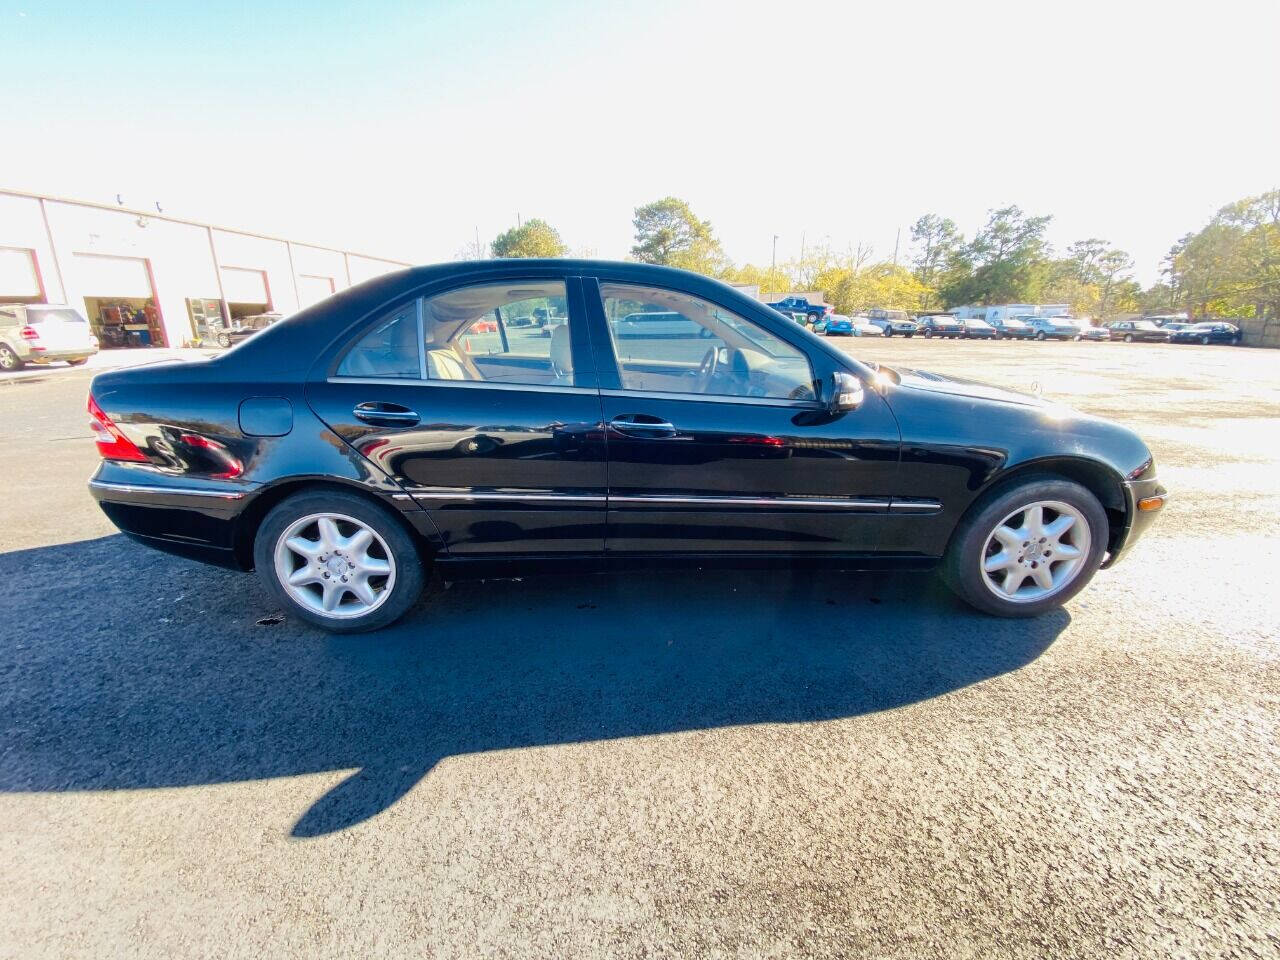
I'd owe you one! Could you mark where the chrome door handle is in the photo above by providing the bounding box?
[353,402,420,426]
[609,414,679,437]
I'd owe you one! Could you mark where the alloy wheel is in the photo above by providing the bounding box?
[979,500,1091,603]
[273,512,396,619]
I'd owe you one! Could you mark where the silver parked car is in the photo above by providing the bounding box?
[1026,316,1082,341]
[0,303,99,370]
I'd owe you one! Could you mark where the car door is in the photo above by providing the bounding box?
[305,272,607,556]
[582,276,901,556]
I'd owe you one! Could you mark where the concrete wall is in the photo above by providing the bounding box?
[1239,316,1280,349]
[0,191,410,347]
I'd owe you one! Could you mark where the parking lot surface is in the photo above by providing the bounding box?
[2,340,1277,958]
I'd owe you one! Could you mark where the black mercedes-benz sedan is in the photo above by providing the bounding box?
[87,260,1167,632]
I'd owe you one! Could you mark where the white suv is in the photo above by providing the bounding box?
[0,304,99,370]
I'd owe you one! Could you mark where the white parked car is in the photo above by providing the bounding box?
[851,316,883,337]
[0,303,99,370]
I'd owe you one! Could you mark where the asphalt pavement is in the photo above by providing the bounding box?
[1,339,1277,958]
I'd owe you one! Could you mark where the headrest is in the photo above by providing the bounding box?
[550,323,573,377]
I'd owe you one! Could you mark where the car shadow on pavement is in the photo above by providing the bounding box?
[0,535,1068,838]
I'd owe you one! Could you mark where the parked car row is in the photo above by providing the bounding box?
[1105,319,1241,344]
[787,305,1244,347]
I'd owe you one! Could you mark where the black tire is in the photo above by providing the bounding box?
[883,328,893,338]
[941,476,1108,618]
[0,345,23,371]
[254,490,427,633]
[1124,334,1134,343]
[216,334,232,348]
[1035,331,1047,341]
[1200,335,1210,345]
[68,358,89,366]
[924,329,933,338]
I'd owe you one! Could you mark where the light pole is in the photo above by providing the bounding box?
[771,234,779,272]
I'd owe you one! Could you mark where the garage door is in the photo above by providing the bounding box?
[0,247,43,299]
[297,274,335,308]
[72,253,153,297]
[221,267,269,305]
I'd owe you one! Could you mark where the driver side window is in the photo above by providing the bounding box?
[599,283,815,401]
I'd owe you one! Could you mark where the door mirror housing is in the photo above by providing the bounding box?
[828,371,864,411]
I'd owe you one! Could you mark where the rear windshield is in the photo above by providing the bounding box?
[26,308,88,325]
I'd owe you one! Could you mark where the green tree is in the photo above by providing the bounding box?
[491,218,569,258]
[1095,249,1137,319]
[719,262,793,297]
[813,262,928,315]
[631,197,726,274]
[942,205,1052,306]
[909,214,962,307]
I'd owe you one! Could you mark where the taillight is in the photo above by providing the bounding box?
[19,325,40,340]
[87,393,148,462]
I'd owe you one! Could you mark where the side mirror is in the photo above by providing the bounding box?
[828,371,864,411]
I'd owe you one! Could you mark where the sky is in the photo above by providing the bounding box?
[4,0,1278,285]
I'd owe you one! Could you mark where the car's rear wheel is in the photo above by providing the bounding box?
[1124,333,1134,342]
[883,328,893,338]
[1200,335,1210,345]
[254,490,426,633]
[217,333,232,348]
[68,358,89,366]
[942,477,1107,618]
[1035,331,1047,341]
[0,345,23,371]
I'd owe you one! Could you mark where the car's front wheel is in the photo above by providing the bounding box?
[942,477,1107,618]
[1035,331,1047,341]
[254,490,426,633]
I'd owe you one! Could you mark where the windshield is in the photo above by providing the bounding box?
[1134,320,1159,330]
[25,308,88,325]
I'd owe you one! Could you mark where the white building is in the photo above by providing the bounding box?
[951,303,1072,322]
[0,188,410,349]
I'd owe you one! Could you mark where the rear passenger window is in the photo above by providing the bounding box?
[337,304,421,379]
[422,280,573,386]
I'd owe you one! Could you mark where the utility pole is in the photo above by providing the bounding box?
[771,234,779,271]
[893,227,901,267]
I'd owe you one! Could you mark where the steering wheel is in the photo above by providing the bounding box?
[694,347,718,392]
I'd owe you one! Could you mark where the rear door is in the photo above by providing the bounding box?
[582,277,901,556]
[305,273,607,556]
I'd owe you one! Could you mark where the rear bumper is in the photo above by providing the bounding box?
[1102,478,1167,568]
[22,348,97,363]
[89,463,255,570]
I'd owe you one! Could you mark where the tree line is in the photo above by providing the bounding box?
[465,191,1280,326]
